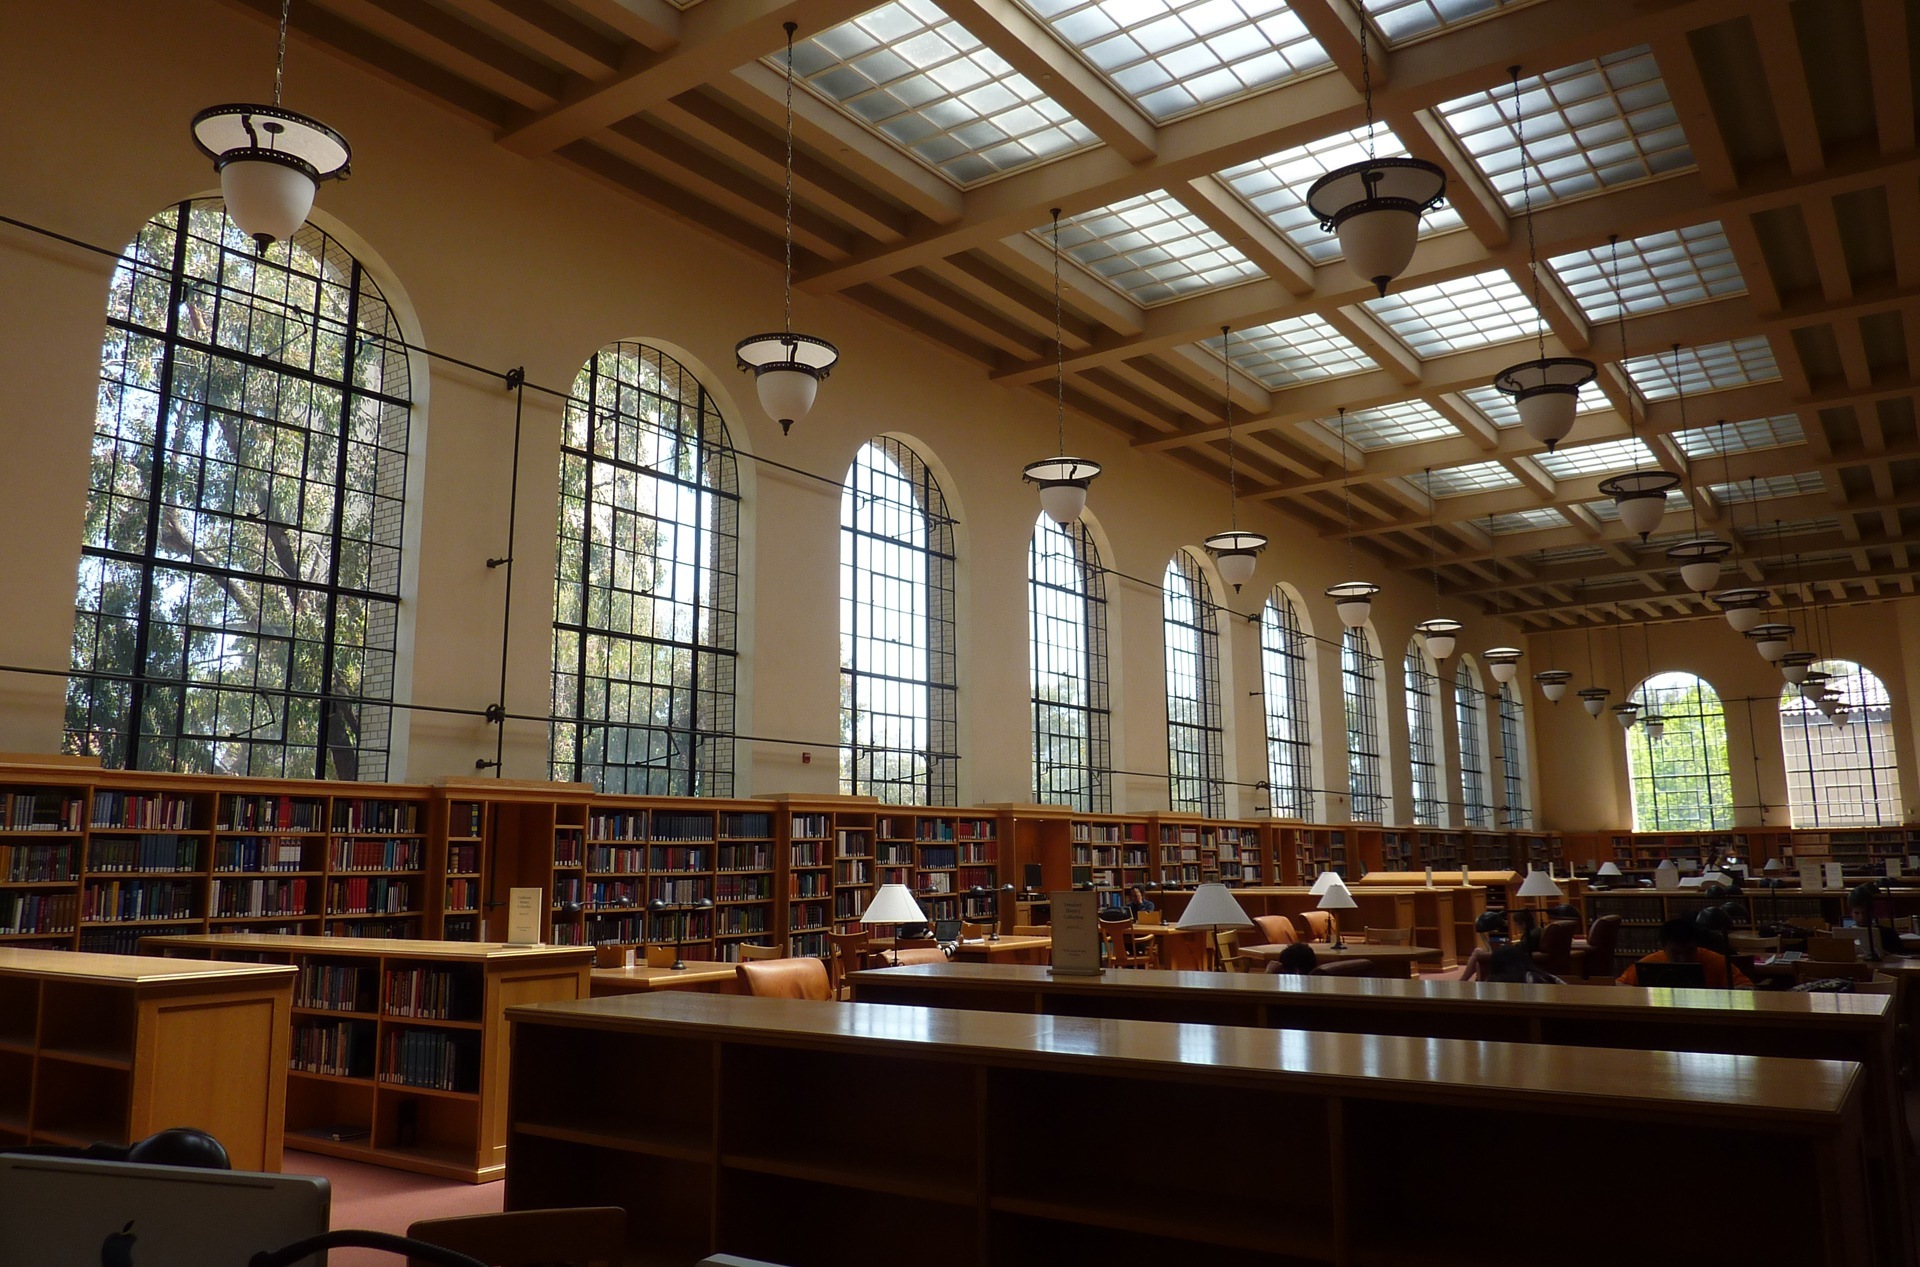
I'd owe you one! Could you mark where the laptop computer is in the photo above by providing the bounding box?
[1634,960,1709,988]
[931,918,963,944]
[0,1154,330,1267]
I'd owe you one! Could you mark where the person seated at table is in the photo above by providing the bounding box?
[1267,942,1318,976]
[1547,903,1581,925]
[1486,944,1562,985]
[1848,883,1902,960]
[1694,904,1734,956]
[1618,917,1751,988]
[1454,911,1512,982]
[1125,884,1155,916]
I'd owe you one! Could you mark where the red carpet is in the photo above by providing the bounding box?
[280,1148,502,1266]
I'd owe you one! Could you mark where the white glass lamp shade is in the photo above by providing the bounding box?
[1205,530,1268,593]
[1714,588,1767,632]
[1680,561,1723,593]
[1643,712,1666,741]
[1416,618,1462,661]
[735,332,839,433]
[1612,701,1640,729]
[1597,861,1624,877]
[1305,157,1447,296]
[1534,669,1572,703]
[1598,470,1681,542]
[1668,537,1732,595]
[860,883,927,928]
[1326,581,1378,629]
[1578,686,1611,718]
[1779,651,1815,686]
[1484,647,1523,684]
[1829,704,1852,727]
[1746,623,1795,662]
[1763,858,1783,872]
[1179,881,1254,931]
[1799,670,1832,702]
[191,104,350,251]
[1515,869,1563,900]
[1494,358,1595,450]
[1316,884,1359,912]
[1023,456,1100,525]
[1308,870,1346,896]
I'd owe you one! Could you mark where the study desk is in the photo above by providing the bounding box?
[1155,884,1480,961]
[503,991,1872,1267]
[1239,940,1444,976]
[591,964,741,996]
[949,935,1049,964]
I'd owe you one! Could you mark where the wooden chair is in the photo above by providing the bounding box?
[1807,936,1859,963]
[1362,927,1412,946]
[1012,924,1051,936]
[1729,932,1782,956]
[825,931,871,1000]
[1532,920,1578,977]
[1101,919,1150,969]
[1216,929,1249,973]
[1580,915,1621,981]
[1136,909,1165,925]
[641,945,677,969]
[1854,975,1899,995]
[1297,910,1334,942]
[737,957,832,1000]
[1252,914,1297,946]
[894,937,937,950]
[407,1207,625,1267]
[1786,916,1830,934]
[735,943,786,961]
[891,947,948,966]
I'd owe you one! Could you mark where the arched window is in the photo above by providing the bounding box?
[1259,588,1313,819]
[1626,671,1731,831]
[1780,660,1903,826]
[1455,659,1491,828]
[840,437,957,805]
[1162,551,1224,816]
[1404,639,1442,825]
[1029,514,1110,811]
[68,201,411,778]
[1343,626,1387,823]
[1497,681,1530,827]
[550,342,738,795]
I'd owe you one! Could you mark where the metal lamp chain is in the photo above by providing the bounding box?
[782,23,796,338]
[1053,209,1065,456]
[1426,467,1440,609]
[1221,326,1238,528]
[1339,407,1355,577]
[274,0,291,105]
[1610,233,1634,441]
[1512,67,1546,363]
[1358,5,1375,161]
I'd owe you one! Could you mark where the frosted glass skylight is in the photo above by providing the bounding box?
[1217,125,1464,262]
[1023,0,1329,121]
[1548,223,1743,321]
[1768,517,1840,536]
[1362,0,1527,44]
[1425,461,1520,496]
[1534,437,1655,479]
[1363,269,1542,358]
[1459,381,1606,429]
[1435,46,1692,211]
[1539,543,1609,564]
[1047,191,1264,304]
[1709,471,1825,502]
[788,1,1099,187]
[1487,506,1567,533]
[1673,414,1805,458]
[1624,336,1779,398]
[1328,401,1457,451]
[1201,315,1374,387]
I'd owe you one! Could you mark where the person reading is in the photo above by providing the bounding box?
[1125,884,1155,916]
[1618,917,1751,988]
[1848,883,1902,961]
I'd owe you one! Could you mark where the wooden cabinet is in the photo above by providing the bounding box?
[0,947,292,1170]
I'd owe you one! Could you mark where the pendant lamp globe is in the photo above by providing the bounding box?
[1325,406,1377,627]
[1747,622,1795,662]
[1578,686,1611,718]
[1485,647,1523,685]
[1714,588,1767,632]
[1612,701,1640,729]
[1670,539,1733,594]
[191,0,349,253]
[736,24,839,434]
[1416,619,1461,661]
[1778,650,1814,686]
[1202,326,1265,591]
[1594,240,1682,540]
[1534,668,1572,702]
[1024,209,1100,523]
[1643,712,1667,741]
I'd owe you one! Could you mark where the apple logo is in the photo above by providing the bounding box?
[100,1220,136,1267]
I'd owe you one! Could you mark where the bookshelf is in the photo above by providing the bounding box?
[785,809,833,959]
[435,796,486,942]
[583,799,646,950]
[1151,815,1210,888]
[714,808,775,961]
[829,811,875,937]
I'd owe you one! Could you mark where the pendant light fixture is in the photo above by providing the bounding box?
[1203,326,1267,592]
[1746,517,1794,661]
[1575,580,1610,718]
[1637,621,1665,740]
[1492,66,1594,449]
[1533,551,1572,701]
[1713,472,1768,630]
[1666,392,1733,594]
[1413,468,1461,659]
[736,23,840,435]
[1594,235,1680,541]
[1304,2,1445,297]
[1024,209,1101,523]
[1326,408,1379,627]
[191,0,349,253]
[1480,513,1522,683]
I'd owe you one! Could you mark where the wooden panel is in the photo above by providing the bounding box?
[141,992,288,1170]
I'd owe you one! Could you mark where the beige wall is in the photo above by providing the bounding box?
[4,0,1544,816]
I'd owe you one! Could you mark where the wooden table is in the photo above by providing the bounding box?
[1239,940,1444,977]
[950,934,1049,964]
[591,963,741,996]
[504,991,1873,1267]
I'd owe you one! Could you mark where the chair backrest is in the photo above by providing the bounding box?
[1582,915,1621,976]
[1786,916,1830,933]
[1362,927,1413,946]
[891,947,949,966]
[1533,919,1577,974]
[1136,909,1165,925]
[1854,975,1899,995]
[642,945,677,969]
[824,931,870,998]
[737,957,833,1000]
[1807,936,1859,963]
[1216,929,1248,973]
[735,943,786,961]
[1298,910,1333,941]
[407,1207,626,1267]
[1312,958,1384,978]
[1251,915,1296,946]
[1011,924,1051,936]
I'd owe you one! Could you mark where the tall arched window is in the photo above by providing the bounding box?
[68,201,411,778]
[840,437,957,805]
[1455,659,1491,828]
[1404,639,1441,825]
[1497,681,1530,827]
[1259,588,1313,819]
[1780,660,1903,826]
[1343,626,1386,823]
[1626,671,1731,830]
[1029,514,1110,811]
[550,342,738,795]
[1162,551,1224,816]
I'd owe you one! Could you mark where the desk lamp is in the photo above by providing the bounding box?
[1177,881,1253,969]
[1595,860,1623,890]
[1308,870,1345,897]
[1316,880,1358,950]
[1515,867,1563,918]
[860,883,927,967]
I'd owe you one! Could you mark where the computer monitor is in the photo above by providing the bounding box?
[1831,925,1874,958]
[0,1154,330,1267]
[1634,960,1709,988]
[1022,863,1043,891]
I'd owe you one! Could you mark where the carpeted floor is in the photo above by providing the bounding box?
[280,1149,502,1266]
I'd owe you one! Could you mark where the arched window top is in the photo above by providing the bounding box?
[69,200,413,779]
[551,341,739,796]
[1404,638,1442,825]
[1030,513,1111,812]
[1780,659,1903,826]
[1626,670,1731,831]
[1260,586,1313,821]
[840,436,957,805]
[1163,550,1224,816]
[1343,623,1387,823]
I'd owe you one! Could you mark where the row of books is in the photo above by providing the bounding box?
[328,878,413,915]
[210,877,311,918]
[835,860,871,885]
[789,814,830,839]
[444,878,478,912]
[291,1019,367,1077]
[957,843,996,864]
[333,800,422,834]
[87,835,200,874]
[787,900,828,931]
[219,795,325,832]
[835,830,872,858]
[789,871,830,898]
[586,912,643,944]
[380,1029,474,1093]
[81,879,197,923]
[651,877,711,905]
[553,833,583,866]
[449,802,485,838]
[0,842,74,883]
[214,837,307,873]
[1073,822,1150,842]
[0,890,76,934]
[585,880,640,908]
[327,917,417,938]
[80,927,153,953]
[919,846,960,869]
[588,846,644,873]
[649,846,709,872]
[297,963,376,1012]
[384,967,477,1020]
[553,877,582,906]
[4,791,84,833]
[718,843,770,871]
[652,812,718,841]
[91,792,194,831]
[715,906,769,935]
[790,842,827,867]
[587,811,646,841]
[329,838,423,872]
[648,911,713,942]
[877,844,913,865]
[446,845,479,874]
[716,874,770,902]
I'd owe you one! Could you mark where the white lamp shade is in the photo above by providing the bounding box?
[1484,648,1522,685]
[1726,606,1765,633]
[1336,207,1420,296]
[1316,884,1359,912]
[220,158,317,248]
[754,365,819,429]
[1597,861,1623,877]
[1646,717,1666,741]
[1756,636,1790,662]
[860,883,927,927]
[1615,492,1668,539]
[1679,560,1723,593]
[1515,868,1563,899]
[1582,695,1606,717]
[1764,858,1783,872]
[1336,599,1370,628]
[1489,660,1518,684]
[1655,859,1677,872]
[1518,390,1578,448]
[1178,881,1254,931]
[1540,678,1569,703]
[1216,550,1257,589]
[1782,662,1810,685]
[1613,703,1639,729]
[1424,633,1456,660]
[1308,870,1346,896]
[1038,482,1087,524]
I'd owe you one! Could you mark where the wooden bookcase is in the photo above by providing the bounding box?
[141,933,590,1182]
[0,946,293,1170]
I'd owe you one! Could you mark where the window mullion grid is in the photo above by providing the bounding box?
[311,252,364,780]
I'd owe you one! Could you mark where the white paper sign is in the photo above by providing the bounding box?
[1887,858,1902,880]
[1824,862,1846,891]
[507,886,542,945]
[1048,889,1103,976]
[1799,861,1823,892]
[1654,866,1680,891]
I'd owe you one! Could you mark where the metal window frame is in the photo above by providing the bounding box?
[1343,626,1386,823]
[1497,680,1530,827]
[1260,591,1313,819]
[1626,672,1732,831]
[1781,660,1903,827]
[1162,551,1225,817]
[1455,660,1491,828]
[1404,640,1442,825]
[1029,516,1112,813]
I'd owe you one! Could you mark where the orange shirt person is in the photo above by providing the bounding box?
[1617,917,1752,988]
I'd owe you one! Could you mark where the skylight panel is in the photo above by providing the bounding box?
[1534,437,1654,479]
[1363,269,1541,358]
[1539,543,1609,564]
[788,1,1099,187]
[1217,126,1465,262]
[1766,517,1840,536]
[1023,0,1329,121]
[1047,191,1264,305]
[1200,315,1374,387]
[1487,506,1566,533]
[1435,46,1692,211]
[1362,0,1529,44]
[1673,414,1804,458]
[1624,336,1779,398]
[1709,471,1825,502]
[1548,222,1744,321]
[1459,381,1606,429]
[1329,400,1457,451]
[1425,461,1520,496]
